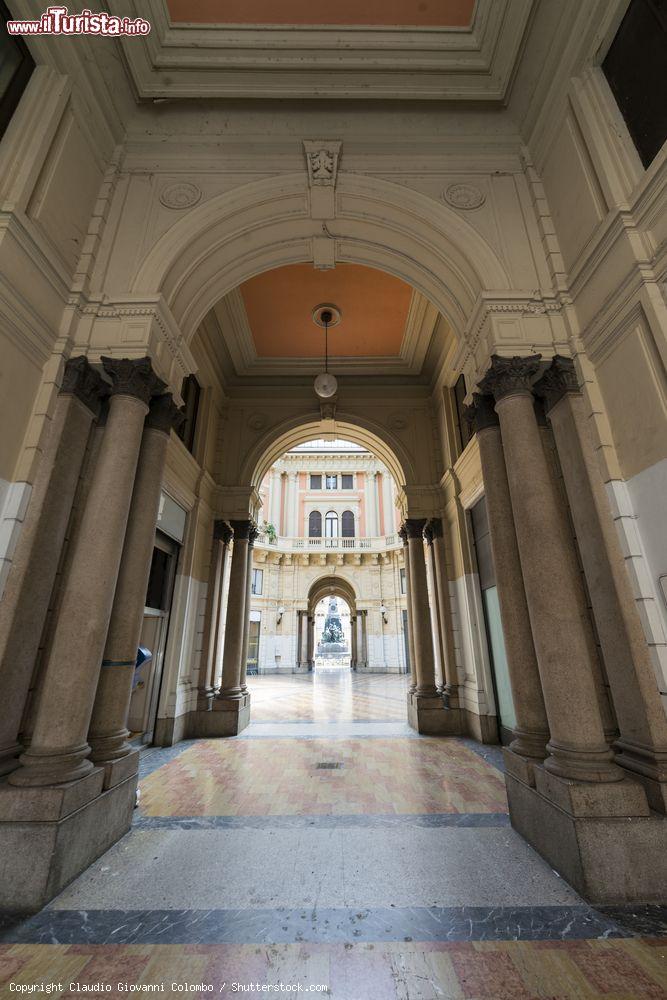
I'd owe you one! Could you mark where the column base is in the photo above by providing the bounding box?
[193,693,251,737]
[614,738,667,814]
[0,767,137,912]
[505,764,665,904]
[0,743,22,777]
[407,691,463,736]
[196,687,215,711]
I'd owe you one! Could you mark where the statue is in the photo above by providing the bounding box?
[317,596,348,655]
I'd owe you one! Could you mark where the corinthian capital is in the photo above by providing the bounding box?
[463,393,499,434]
[533,356,580,413]
[101,357,166,406]
[478,354,542,402]
[146,393,186,435]
[59,356,109,417]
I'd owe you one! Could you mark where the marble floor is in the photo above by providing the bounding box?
[1,670,666,998]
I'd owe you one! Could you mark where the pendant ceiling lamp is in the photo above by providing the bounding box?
[312,303,342,399]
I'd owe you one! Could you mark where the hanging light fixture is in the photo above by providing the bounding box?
[312,303,341,399]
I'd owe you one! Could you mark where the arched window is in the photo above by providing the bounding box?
[341,510,355,537]
[325,511,338,538]
[309,510,322,537]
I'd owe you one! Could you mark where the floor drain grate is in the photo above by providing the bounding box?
[316,762,343,770]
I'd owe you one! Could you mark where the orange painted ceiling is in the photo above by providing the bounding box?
[239,264,413,358]
[167,1,474,28]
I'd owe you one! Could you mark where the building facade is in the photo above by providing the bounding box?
[248,440,409,677]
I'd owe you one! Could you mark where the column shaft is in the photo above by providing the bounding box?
[470,396,550,758]
[239,525,259,692]
[537,358,667,805]
[11,357,163,787]
[218,522,252,698]
[359,611,368,669]
[307,615,315,669]
[0,358,105,775]
[399,527,417,690]
[199,521,232,706]
[350,614,358,669]
[404,519,439,697]
[88,393,180,766]
[480,356,621,783]
[425,519,460,708]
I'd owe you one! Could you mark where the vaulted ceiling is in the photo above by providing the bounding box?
[202,263,449,383]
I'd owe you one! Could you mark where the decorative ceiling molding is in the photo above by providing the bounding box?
[112,0,534,101]
[211,286,439,379]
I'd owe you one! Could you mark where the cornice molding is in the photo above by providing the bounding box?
[112,0,533,102]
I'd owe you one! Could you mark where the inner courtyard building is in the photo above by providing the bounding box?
[0,0,666,995]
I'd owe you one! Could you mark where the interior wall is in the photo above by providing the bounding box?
[529,64,667,706]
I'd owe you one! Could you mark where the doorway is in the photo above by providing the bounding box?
[128,530,179,745]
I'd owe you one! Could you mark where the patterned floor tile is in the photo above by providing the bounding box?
[247,671,410,722]
[1,940,664,999]
[138,737,508,817]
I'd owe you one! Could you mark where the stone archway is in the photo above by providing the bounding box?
[307,576,358,672]
[132,172,510,352]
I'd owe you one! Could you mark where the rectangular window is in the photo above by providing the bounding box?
[400,568,407,595]
[452,374,472,454]
[251,568,263,596]
[325,474,338,490]
[602,0,667,168]
[0,2,35,141]
[177,374,201,454]
[310,473,322,490]
[341,474,354,490]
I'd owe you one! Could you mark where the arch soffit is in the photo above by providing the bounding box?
[244,416,413,492]
[132,173,511,344]
[308,574,358,613]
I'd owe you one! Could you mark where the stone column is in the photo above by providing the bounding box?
[536,357,667,810]
[239,523,259,693]
[404,519,439,697]
[307,614,315,669]
[198,520,233,708]
[424,518,460,709]
[350,614,358,669]
[398,525,417,691]
[467,393,550,759]
[87,394,181,777]
[296,610,308,670]
[359,610,368,670]
[10,358,164,787]
[0,357,107,776]
[217,521,252,698]
[478,355,623,785]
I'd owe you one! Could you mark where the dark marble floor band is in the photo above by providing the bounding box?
[458,737,506,773]
[2,905,666,946]
[132,812,512,831]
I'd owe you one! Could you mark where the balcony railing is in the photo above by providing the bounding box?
[255,533,400,552]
